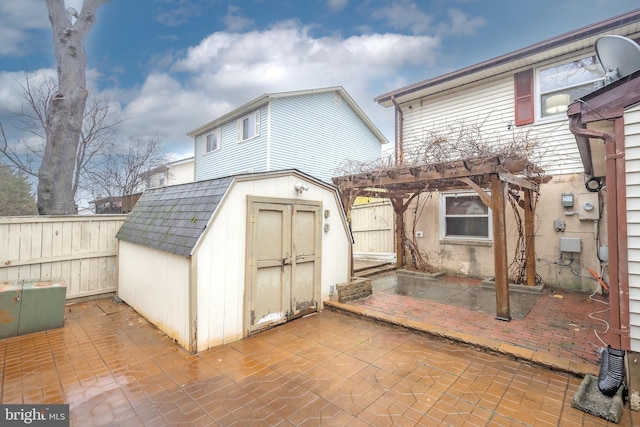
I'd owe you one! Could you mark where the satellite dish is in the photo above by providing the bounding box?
[595,35,640,85]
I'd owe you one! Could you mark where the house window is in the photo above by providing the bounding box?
[441,193,491,240]
[537,55,605,118]
[237,111,260,142]
[205,129,220,153]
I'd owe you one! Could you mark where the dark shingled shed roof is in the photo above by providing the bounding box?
[116,176,233,257]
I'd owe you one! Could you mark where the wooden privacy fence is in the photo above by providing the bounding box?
[0,215,126,300]
[350,201,395,258]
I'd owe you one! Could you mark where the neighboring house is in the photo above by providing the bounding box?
[143,156,194,189]
[187,87,388,184]
[116,170,352,352]
[111,157,194,214]
[92,196,121,214]
[91,193,142,214]
[372,10,640,293]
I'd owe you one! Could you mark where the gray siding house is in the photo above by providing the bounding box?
[187,87,388,183]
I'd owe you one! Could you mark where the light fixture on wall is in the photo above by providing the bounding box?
[294,182,309,193]
[545,94,570,114]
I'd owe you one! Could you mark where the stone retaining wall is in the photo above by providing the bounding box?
[336,277,372,303]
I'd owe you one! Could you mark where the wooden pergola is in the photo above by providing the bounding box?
[333,155,550,321]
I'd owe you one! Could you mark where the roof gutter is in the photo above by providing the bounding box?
[568,114,630,350]
[375,9,640,106]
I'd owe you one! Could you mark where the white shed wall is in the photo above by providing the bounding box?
[194,174,351,351]
[118,241,191,349]
[626,104,640,352]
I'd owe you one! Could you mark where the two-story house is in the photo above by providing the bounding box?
[187,87,388,184]
[369,9,640,295]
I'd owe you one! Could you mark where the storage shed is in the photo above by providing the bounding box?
[116,170,352,353]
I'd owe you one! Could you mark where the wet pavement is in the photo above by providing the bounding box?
[328,270,611,376]
[370,272,541,320]
[1,290,638,426]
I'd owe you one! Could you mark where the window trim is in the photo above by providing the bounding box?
[204,128,221,154]
[440,192,492,241]
[237,110,261,143]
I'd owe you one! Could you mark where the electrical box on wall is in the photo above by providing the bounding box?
[578,193,599,220]
[562,193,574,207]
[559,237,581,253]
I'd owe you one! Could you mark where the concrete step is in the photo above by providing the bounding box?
[354,263,396,277]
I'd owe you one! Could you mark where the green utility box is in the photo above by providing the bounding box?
[0,283,22,339]
[17,281,67,336]
[0,280,66,338]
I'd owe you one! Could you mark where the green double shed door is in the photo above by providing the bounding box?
[245,197,322,335]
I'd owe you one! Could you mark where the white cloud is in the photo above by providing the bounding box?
[223,5,254,32]
[155,0,201,27]
[0,0,49,55]
[371,0,434,35]
[119,73,223,145]
[0,17,441,160]
[327,0,348,12]
[165,22,439,147]
[441,9,486,36]
[175,23,438,84]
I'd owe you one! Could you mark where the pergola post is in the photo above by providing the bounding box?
[391,197,405,269]
[524,189,537,286]
[491,174,510,321]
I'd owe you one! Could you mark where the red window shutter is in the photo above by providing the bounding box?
[514,69,534,126]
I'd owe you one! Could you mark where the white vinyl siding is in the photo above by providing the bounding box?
[625,104,640,352]
[269,91,381,183]
[402,76,584,176]
[195,108,267,181]
[193,89,384,183]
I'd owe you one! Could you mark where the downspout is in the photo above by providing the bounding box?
[390,96,403,167]
[569,115,630,349]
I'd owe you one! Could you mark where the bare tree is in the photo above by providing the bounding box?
[38,0,109,214]
[0,71,121,202]
[86,136,167,199]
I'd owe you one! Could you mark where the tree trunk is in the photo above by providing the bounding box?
[38,0,108,214]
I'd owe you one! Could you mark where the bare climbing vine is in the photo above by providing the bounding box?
[336,119,543,177]
[334,118,546,278]
[507,189,543,285]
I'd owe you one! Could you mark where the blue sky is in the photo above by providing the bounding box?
[0,0,638,160]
